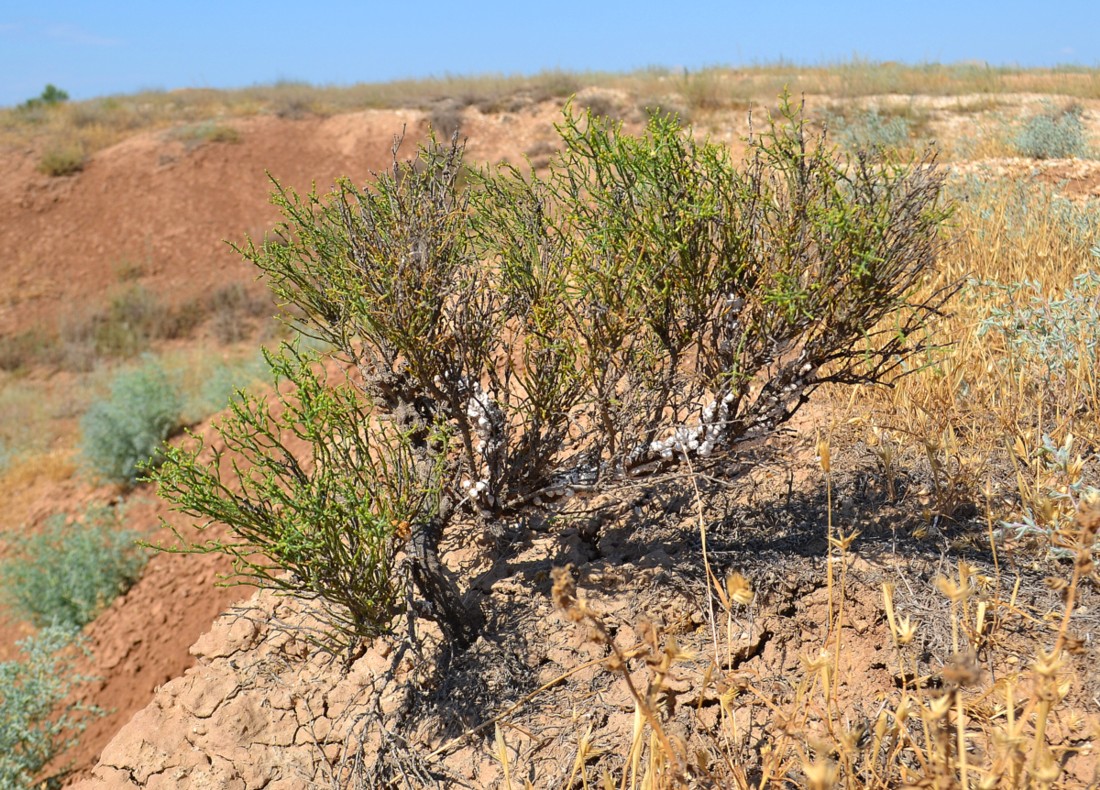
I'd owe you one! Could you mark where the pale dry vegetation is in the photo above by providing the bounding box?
[7,61,1100,169]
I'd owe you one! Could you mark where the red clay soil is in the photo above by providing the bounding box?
[0,109,425,335]
[0,101,573,337]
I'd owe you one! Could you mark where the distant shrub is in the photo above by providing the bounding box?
[205,282,271,344]
[0,626,99,789]
[830,108,912,152]
[181,353,268,423]
[642,97,692,124]
[169,121,242,150]
[0,329,57,372]
[269,82,318,119]
[0,506,149,629]
[37,143,86,177]
[1013,103,1088,159]
[680,69,734,113]
[80,358,182,484]
[427,100,464,140]
[19,84,69,112]
[59,287,205,369]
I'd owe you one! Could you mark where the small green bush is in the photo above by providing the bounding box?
[0,506,148,630]
[20,84,69,111]
[1013,103,1088,159]
[37,143,86,177]
[155,347,425,645]
[80,358,182,484]
[0,627,99,789]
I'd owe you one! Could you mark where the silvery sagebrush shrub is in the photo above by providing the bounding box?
[976,258,1100,394]
[151,94,954,648]
[80,356,181,485]
[977,248,1100,554]
[1013,102,1088,159]
[0,506,149,630]
[0,627,100,789]
[830,108,912,153]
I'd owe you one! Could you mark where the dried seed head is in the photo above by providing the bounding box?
[802,649,833,686]
[928,693,953,720]
[551,565,583,622]
[802,758,838,790]
[1063,632,1087,655]
[1075,549,1094,576]
[941,651,980,689]
[663,636,695,663]
[1077,490,1100,539]
[1057,676,1073,701]
[1033,649,1063,679]
[897,616,919,646]
[816,436,831,474]
[1033,754,1062,784]
[830,528,860,552]
[726,572,754,606]
[935,576,965,602]
[1043,576,1069,594]
[894,695,911,725]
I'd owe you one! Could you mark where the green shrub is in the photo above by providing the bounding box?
[155,347,428,646]
[153,96,953,648]
[1013,102,1088,159]
[20,84,69,111]
[0,627,99,789]
[0,507,149,629]
[37,143,86,177]
[80,358,182,484]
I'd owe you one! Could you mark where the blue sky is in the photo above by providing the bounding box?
[2,2,1098,107]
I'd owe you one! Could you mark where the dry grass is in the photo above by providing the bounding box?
[523,458,1100,788]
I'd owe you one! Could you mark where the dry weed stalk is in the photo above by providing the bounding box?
[538,454,1099,789]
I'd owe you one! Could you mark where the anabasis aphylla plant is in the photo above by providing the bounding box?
[152,96,954,649]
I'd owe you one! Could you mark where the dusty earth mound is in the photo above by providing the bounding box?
[74,429,1100,788]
